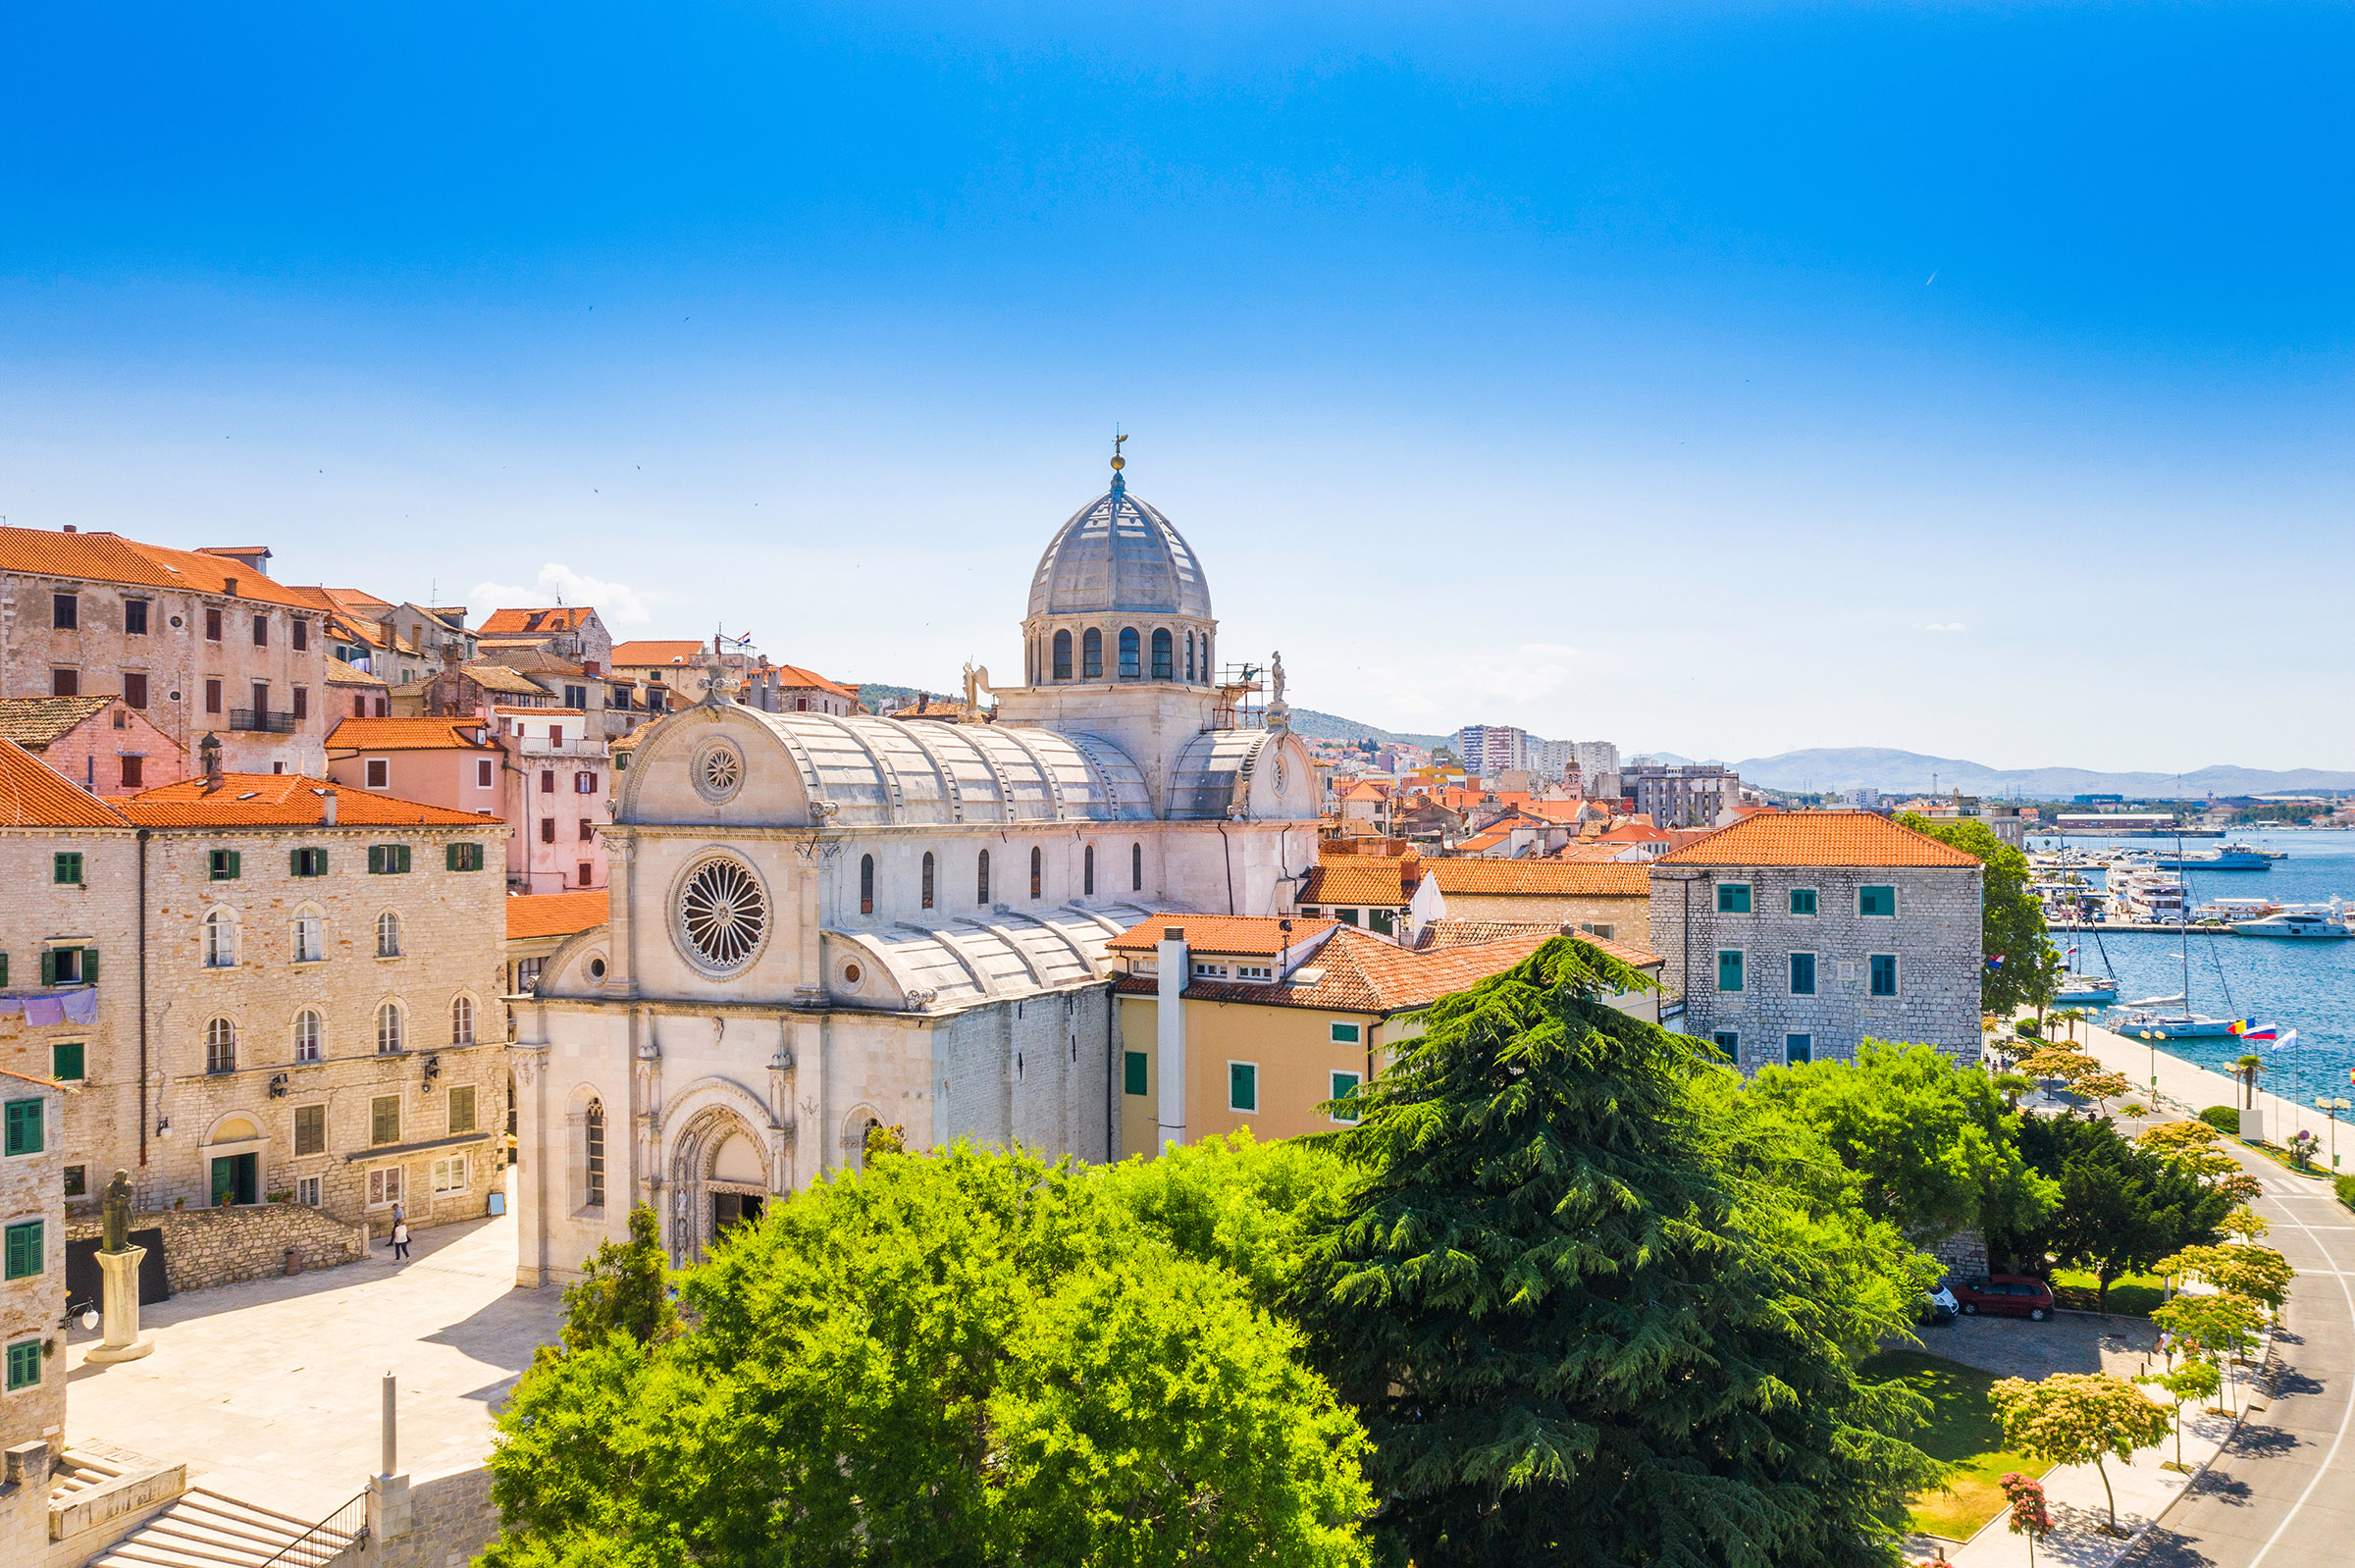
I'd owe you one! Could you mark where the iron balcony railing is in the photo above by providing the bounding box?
[229,708,299,734]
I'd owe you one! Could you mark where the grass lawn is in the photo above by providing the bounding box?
[1862,1348,2050,1541]
[2050,1268,2169,1317]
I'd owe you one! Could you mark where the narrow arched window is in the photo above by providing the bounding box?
[451,994,475,1046]
[377,1002,404,1055]
[1029,846,1043,900]
[1151,628,1173,680]
[584,1099,606,1209]
[1131,842,1143,891]
[205,1017,236,1073]
[203,909,236,968]
[921,851,936,910]
[977,849,992,905]
[1119,627,1140,679]
[1053,630,1073,681]
[1185,630,1196,683]
[377,911,402,958]
[1081,629,1103,680]
[1083,845,1095,896]
[293,1010,322,1063]
[860,854,875,915]
[293,911,324,964]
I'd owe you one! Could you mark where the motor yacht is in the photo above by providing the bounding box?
[2229,908,2352,939]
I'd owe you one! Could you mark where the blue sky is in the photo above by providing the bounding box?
[2,2,2348,769]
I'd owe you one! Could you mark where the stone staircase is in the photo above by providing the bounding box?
[84,1487,359,1568]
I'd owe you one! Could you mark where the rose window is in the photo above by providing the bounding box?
[696,744,744,802]
[677,857,767,972]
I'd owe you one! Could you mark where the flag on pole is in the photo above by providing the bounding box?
[2229,1020,2274,1040]
[2277,1028,2297,1053]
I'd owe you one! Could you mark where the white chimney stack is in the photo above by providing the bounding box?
[1156,925,1188,1151]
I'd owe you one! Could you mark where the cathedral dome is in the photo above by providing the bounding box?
[1026,478,1212,621]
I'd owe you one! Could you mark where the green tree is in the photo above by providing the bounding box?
[1742,1039,2059,1241]
[556,1201,676,1355]
[2136,1358,2221,1468]
[1989,1373,2172,1534]
[485,1146,1374,1568]
[2156,1242,2295,1314]
[2152,1291,2266,1415]
[1991,1116,2229,1313]
[1900,813,2055,1016]
[1297,938,1939,1568]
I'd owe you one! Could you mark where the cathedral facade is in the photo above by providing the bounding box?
[507,467,1320,1281]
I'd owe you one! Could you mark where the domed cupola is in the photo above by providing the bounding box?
[1020,456,1219,688]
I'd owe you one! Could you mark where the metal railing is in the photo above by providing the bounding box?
[257,1489,367,1568]
[514,736,607,758]
[229,707,299,734]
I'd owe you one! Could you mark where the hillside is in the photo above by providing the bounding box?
[1724,747,2355,800]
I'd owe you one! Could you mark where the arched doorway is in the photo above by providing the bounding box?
[666,1104,774,1263]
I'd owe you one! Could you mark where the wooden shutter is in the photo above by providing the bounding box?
[39,952,55,986]
[80,949,97,984]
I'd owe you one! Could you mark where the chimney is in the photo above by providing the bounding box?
[1156,925,1189,1150]
[323,789,339,826]
[198,732,224,790]
[223,576,239,599]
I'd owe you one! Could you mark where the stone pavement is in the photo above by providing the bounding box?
[1919,1311,2160,1383]
[63,1170,565,1522]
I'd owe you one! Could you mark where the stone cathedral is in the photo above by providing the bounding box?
[508,462,1321,1281]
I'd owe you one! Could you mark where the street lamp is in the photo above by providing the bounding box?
[2324,1098,2352,1172]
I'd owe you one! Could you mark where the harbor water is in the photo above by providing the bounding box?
[2040,827,2355,1116]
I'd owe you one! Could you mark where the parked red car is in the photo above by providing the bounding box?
[1951,1275,2056,1322]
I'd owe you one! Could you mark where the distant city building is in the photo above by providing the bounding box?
[1454,724,1529,777]
[1849,787,1882,810]
[1573,740,1622,800]
[1625,761,1737,828]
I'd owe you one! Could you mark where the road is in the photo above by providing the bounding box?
[2120,1147,2355,1567]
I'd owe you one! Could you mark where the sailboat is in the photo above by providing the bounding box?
[2053,937,2119,1005]
[2108,828,2242,1037]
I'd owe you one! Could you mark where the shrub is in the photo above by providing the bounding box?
[2015,1018,2044,1040]
[2336,1173,2355,1211]
[2199,1106,2241,1136]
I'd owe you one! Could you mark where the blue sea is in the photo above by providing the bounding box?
[2039,828,2355,1114]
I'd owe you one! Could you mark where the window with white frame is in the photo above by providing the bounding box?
[431,1154,468,1196]
[1329,1070,1362,1124]
[296,1176,321,1207]
[293,910,324,964]
[293,1009,323,1063]
[1228,1062,1258,1114]
[377,911,402,958]
[376,1002,404,1054]
[202,908,237,967]
[450,994,475,1046]
[367,1167,403,1208]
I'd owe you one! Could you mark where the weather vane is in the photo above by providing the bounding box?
[1111,429,1127,471]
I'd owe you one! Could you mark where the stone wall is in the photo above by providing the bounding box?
[334,1463,499,1568]
[1924,1228,1991,1282]
[65,1203,368,1295]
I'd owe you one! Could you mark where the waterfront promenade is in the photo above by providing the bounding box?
[2052,1017,2355,1161]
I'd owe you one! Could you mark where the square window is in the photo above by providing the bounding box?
[124,672,148,708]
[5,1339,39,1391]
[292,618,308,651]
[1124,1051,1148,1096]
[52,593,77,629]
[541,819,555,844]
[432,1154,468,1195]
[252,613,269,647]
[50,667,78,698]
[365,758,390,789]
[1869,955,1899,996]
[205,607,223,641]
[209,849,241,881]
[1786,1034,1813,1065]
[477,759,494,789]
[1712,1030,1740,1055]
[4,1220,41,1280]
[1789,889,1817,916]
[1330,1022,1362,1045]
[370,1095,400,1146]
[205,679,223,714]
[294,1104,327,1155]
[1579,922,1615,939]
[54,853,82,886]
[119,755,143,789]
[447,1085,477,1135]
[297,1176,321,1207]
[1716,950,1745,992]
[367,1167,403,1208]
[1789,953,1816,995]
[4,1099,44,1156]
[64,1166,86,1197]
[125,599,149,635]
[1228,1062,1259,1115]
[1715,883,1752,915]
[50,1042,84,1081]
[1330,1071,1362,1124]
[1859,885,1897,917]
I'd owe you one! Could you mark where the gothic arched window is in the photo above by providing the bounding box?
[1131,842,1143,891]
[1053,629,1073,681]
[1151,628,1173,680]
[376,1001,404,1055]
[1081,629,1102,680]
[977,849,991,906]
[451,994,475,1046]
[860,854,875,915]
[1083,845,1095,896]
[921,852,936,910]
[1029,846,1043,900]
[1119,627,1140,679]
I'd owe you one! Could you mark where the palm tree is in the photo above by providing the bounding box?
[2234,1053,2265,1110]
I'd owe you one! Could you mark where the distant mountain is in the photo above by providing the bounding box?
[1726,747,2355,800]
[1284,707,1453,751]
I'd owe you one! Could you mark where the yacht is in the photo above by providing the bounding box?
[2229,908,2352,939]
[2110,1002,2240,1038]
[2107,866,2189,924]
[2053,974,2120,1005]
[2195,897,2278,925]
[2155,845,2272,871]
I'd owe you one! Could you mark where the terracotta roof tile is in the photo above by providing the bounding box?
[0,696,119,751]
[766,663,856,700]
[1116,926,1560,1015]
[1299,861,1410,907]
[1106,915,1341,958]
[325,717,495,752]
[0,739,134,828]
[1656,810,1980,868]
[1413,919,1660,968]
[610,640,706,666]
[119,773,500,828]
[479,606,596,636]
[459,662,553,696]
[1422,860,1651,896]
[0,526,321,609]
[507,890,609,941]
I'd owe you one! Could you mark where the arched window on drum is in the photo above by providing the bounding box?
[860,855,875,915]
[1029,846,1043,901]
[1118,627,1140,679]
[1151,628,1173,680]
[921,852,936,910]
[1053,629,1073,681]
[1083,845,1095,896]
[1131,842,1143,892]
[1081,629,1103,680]
[977,849,991,906]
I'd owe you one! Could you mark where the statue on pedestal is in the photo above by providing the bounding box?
[86,1169,153,1364]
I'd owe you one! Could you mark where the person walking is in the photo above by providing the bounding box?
[392,1218,410,1262]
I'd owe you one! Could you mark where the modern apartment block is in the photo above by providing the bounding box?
[1626,760,1738,828]
[1648,811,1984,1072]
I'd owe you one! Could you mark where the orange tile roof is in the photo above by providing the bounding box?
[1656,810,1981,868]
[1298,860,1410,907]
[1422,860,1651,896]
[0,525,321,609]
[766,663,856,700]
[479,606,596,636]
[1598,822,1671,842]
[326,717,495,752]
[119,773,500,828]
[507,889,609,941]
[610,640,706,666]
[0,739,135,828]
[1106,915,1341,958]
[1413,919,1661,968]
[1117,926,1558,1015]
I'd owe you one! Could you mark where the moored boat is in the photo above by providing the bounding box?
[2229,908,2352,939]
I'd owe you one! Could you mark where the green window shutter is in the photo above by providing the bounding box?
[292,849,304,876]
[1330,1022,1361,1044]
[1124,1051,1148,1097]
[51,1042,84,1081]
[229,850,241,879]
[368,845,385,874]
[317,849,329,875]
[80,948,97,984]
[397,845,412,873]
[1716,883,1751,915]
[1229,1062,1258,1114]
[446,843,460,871]
[1717,950,1744,992]
[4,1221,41,1280]
[5,1339,38,1390]
[0,954,9,987]
[3,1099,43,1156]
[53,853,80,885]
[39,951,56,986]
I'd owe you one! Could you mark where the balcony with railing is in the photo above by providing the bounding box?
[513,734,608,758]
[229,708,299,734]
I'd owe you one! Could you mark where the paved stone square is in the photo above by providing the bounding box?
[64,1171,565,1521]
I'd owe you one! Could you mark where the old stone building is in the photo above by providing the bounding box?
[0,526,332,774]
[508,461,1321,1284]
[475,605,614,674]
[0,1066,66,1568]
[1408,859,1652,943]
[0,696,188,797]
[1648,811,1983,1071]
